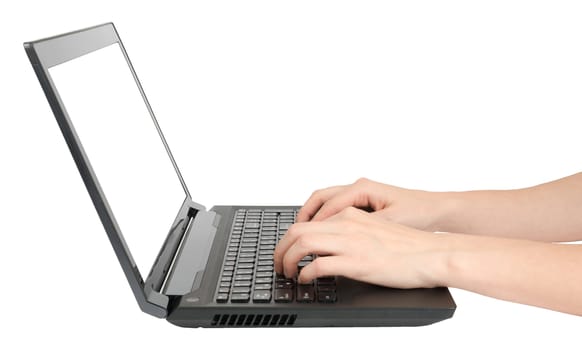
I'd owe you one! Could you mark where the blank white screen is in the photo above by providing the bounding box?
[49,43,186,278]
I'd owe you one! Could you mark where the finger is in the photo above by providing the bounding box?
[281,233,347,278]
[311,187,377,222]
[274,221,341,273]
[297,185,345,222]
[298,256,358,284]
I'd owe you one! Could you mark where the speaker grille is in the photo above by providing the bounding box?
[211,313,297,327]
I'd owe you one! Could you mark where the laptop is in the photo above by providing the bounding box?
[24,23,456,327]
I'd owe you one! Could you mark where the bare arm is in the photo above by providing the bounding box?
[439,172,582,241]
[440,232,582,315]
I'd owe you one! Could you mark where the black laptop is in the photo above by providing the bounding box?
[24,23,455,327]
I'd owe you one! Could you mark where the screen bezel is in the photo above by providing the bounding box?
[24,23,202,317]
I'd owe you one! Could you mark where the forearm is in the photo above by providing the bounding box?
[434,172,582,241]
[435,233,582,315]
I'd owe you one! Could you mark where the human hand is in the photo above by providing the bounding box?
[297,178,448,232]
[274,207,448,288]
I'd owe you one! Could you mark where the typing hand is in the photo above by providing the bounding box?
[297,178,447,232]
[274,207,446,288]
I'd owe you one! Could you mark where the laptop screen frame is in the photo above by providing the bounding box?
[24,23,202,317]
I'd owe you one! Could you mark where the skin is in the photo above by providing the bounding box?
[273,174,582,316]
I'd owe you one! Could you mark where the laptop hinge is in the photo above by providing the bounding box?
[142,200,206,316]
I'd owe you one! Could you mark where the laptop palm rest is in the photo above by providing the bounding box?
[163,210,221,295]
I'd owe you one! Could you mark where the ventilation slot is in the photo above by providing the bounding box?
[211,314,297,327]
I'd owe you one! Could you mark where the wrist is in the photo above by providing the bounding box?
[426,191,465,233]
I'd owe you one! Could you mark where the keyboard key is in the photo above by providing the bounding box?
[232,287,251,294]
[253,291,272,303]
[255,277,273,284]
[236,263,254,269]
[218,287,230,293]
[236,269,253,275]
[234,275,252,281]
[259,254,274,260]
[216,294,229,303]
[254,284,272,290]
[274,289,293,303]
[256,271,273,278]
[297,285,315,303]
[234,281,252,287]
[231,294,250,303]
[318,292,337,303]
[258,260,273,266]
[275,280,294,289]
[238,258,254,264]
[257,265,273,272]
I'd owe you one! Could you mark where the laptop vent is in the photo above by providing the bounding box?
[211,313,297,327]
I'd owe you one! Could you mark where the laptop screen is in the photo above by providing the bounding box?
[49,43,186,278]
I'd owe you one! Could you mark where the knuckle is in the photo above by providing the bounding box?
[355,177,370,186]
[295,235,311,250]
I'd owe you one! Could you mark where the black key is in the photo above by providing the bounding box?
[275,273,289,281]
[257,265,273,272]
[234,275,252,281]
[317,277,336,285]
[253,291,272,303]
[234,281,252,287]
[297,285,315,303]
[231,294,250,303]
[256,271,273,278]
[317,285,336,292]
[318,292,337,303]
[254,284,272,290]
[274,289,293,303]
[275,280,294,289]
[236,263,254,269]
[255,277,273,284]
[216,294,229,303]
[232,287,251,294]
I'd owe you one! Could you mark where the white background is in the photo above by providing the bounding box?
[2,0,581,348]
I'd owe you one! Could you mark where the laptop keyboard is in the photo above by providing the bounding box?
[215,209,337,304]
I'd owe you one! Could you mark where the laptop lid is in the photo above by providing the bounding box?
[24,23,203,317]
